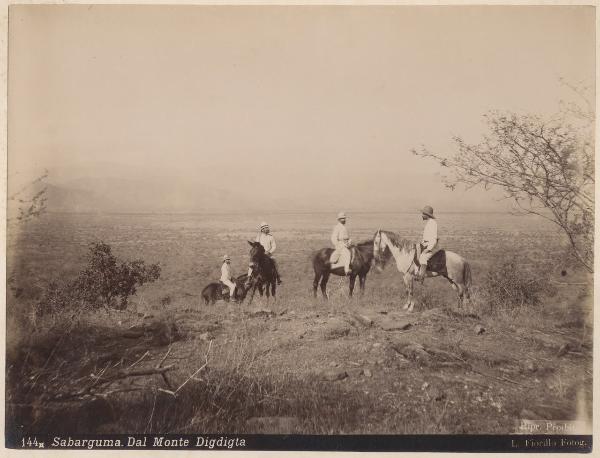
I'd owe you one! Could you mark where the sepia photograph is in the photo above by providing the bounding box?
[4,3,595,452]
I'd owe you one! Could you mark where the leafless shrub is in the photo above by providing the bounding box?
[413,83,594,272]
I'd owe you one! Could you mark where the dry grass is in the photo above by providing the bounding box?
[6,212,593,435]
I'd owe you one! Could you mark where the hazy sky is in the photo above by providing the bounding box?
[8,5,595,212]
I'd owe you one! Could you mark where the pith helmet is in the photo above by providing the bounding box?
[337,211,347,220]
[421,206,434,218]
[223,255,231,261]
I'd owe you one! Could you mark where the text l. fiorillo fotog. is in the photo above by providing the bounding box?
[51,436,246,449]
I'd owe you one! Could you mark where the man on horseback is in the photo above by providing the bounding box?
[220,255,238,302]
[256,222,282,284]
[416,205,438,280]
[330,211,352,275]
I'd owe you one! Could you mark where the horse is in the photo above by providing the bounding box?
[373,230,472,311]
[244,241,277,305]
[201,274,250,305]
[312,240,375,299]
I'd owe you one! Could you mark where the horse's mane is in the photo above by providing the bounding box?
[380,230,414,252]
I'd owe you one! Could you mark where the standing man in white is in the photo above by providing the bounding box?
[417,205,438,279]
[256,222,282,284]
[220,255,237,301]
[330,211,352,275]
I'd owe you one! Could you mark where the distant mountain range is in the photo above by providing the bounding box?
[11,174,511,215]
[28,177,251,214]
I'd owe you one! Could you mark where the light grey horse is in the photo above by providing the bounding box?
[373,230,472,311]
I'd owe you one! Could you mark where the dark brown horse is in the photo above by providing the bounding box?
[312,240,374,299]
[245,241,278,305]
[201,274,249,305]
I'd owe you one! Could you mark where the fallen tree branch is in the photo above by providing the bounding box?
[173,340,213,396]
[467,366,532,388]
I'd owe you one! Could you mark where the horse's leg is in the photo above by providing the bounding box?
[321,273,330,300]
[313,272,321,298]
[456,284,465,308]
[403,272,415,312]
[359,274,366,296]
[271,281,276,302]
[247,285,257,306]
[349,274,357,297]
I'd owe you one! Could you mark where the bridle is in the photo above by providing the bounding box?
[375,230,416,275]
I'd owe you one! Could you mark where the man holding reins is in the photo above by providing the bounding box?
[416,205,438,280]
[330,211,352,275]
[220,255,237,301]
[256,222,282,284]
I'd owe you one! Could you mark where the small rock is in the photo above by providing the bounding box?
[249,308,275,318]
[393,381,403,389]
[372,343,382,348]
[380,319,413,332]
[363,368,372,378]
[391,342,431,362]
[474,325,485,335]
[421,382,429,390]
[329,361,339,367]
[353,314,374,327]
[322,320,351,340]
[278,308,288,316]
[321,370,348,381]
[522,360,538,372]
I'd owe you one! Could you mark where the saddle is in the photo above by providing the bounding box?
[219,281,234,296]
[415,244,446,273]
[330,244,356,272]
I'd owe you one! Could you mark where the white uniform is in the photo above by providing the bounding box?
[419,218,438,266]
[256,233,276,255]
[330,222,351,273]
[220,262,236,297]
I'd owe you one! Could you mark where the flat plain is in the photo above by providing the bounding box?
[6,211,593,435]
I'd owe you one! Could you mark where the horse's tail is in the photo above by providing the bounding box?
[201,285,211,305]
[463,261,472,290]
[311,248,326,273]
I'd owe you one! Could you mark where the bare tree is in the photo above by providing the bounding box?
[413,89,594,272]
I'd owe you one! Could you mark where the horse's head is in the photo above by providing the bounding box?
[246,241,265,288]
[372,229,390,272]
[247,240,265,263]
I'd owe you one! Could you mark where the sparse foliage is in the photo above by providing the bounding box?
[36,242,161,315]
[480,260,549,310]
[8,170,49,222]
[73,242,161,310]
[413,84,594,272]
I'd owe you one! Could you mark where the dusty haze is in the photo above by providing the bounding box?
[8,5,595,213]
